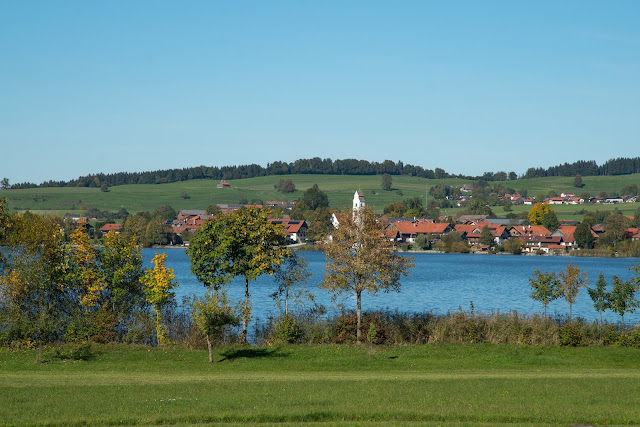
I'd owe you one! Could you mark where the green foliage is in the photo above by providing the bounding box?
[557,264,588,320]
[574,223,595,249]
[503,237,525,254]
[188,207,288,341]
[621,183,638,196]
[413,233,431,250]
[381,173,392,191]
[270,252,313,316]
[573,174,584,188]
[269,314,301,344]
[587,272,610,325]
[300,184,329,210]
[541,210,559,232]
[608,275,639,327]
[529,269,560,317]
[478,225,494,246]
[274,178,296,193]
[559,322,585,346]
[321,207,414,343]
[599,213,631,247]
[0,212,70,355]
[462,199,494,217]
[191,289,239,362]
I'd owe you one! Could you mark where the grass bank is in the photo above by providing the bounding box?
[2,343,640,425]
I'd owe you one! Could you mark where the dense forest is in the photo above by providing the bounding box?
[8,156,640,189]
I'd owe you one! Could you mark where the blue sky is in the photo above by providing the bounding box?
[2,1,639,184]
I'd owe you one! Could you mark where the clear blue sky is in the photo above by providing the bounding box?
[2,1,639,184]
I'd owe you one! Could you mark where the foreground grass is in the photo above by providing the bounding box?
[2,344,640,425]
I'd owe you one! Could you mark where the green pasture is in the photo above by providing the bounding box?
[2,344,640,425]
[1,173,639,216]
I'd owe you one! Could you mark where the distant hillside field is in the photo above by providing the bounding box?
[1,173,639,218]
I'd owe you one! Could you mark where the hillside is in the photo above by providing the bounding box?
[1,173,639,218]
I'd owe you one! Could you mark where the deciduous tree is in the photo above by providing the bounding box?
[557,263,588,320]
[574,223,595,249]
[321,207,414,344]
[270,252,313,316]
[529,269,560,317]
[0,212,70,359]
[142,253,177,345]
[479,225,494,246]
[381,173,392,191]
[191,289,239,363]
[587,272,610,326]
[300,184,329,210]
[188,207,288,342]
[608,275,638,327]
[528,203,553,226]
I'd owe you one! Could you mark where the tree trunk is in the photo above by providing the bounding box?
[356,291,362,345]
[206,335,213,364]
[569,302,572,320]
[241,277,250,343]
[285,288,289,316]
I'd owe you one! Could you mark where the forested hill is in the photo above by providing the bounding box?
[9,156,640,189]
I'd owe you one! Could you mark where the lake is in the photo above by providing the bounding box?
[143,249,640,325]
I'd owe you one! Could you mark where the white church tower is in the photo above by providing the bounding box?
[353,190,365,211]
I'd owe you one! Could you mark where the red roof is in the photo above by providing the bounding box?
[393,221,451,235]
[99,223,123,232]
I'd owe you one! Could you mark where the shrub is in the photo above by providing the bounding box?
[270,315,301,344]
[559,322,585,346]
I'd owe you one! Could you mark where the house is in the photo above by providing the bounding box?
[605,197,624,204]
[626,228,640,241]
[178,210,207,220]
[265,201,297,209]
[392,220,452,243]
[456,215,489,224]
[521,235,564,254]
[548,197,566,205]
[270,218,308,243]
[217,181,231,189]
[460,185,474,193]
[508,225,551,238]
[99,223,123,234]
[455,222,510,246]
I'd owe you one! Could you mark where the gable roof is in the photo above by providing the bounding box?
[99,223,123,232]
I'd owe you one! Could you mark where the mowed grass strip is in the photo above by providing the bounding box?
[2,344,640,425]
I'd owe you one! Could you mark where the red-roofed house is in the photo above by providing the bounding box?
[508,225,551,238]
[454,222,510,245]
[99,223,123,234]
[392,220,452,243]
[270,218,308,243]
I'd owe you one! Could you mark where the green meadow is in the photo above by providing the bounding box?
[1,173,639,218]
[2,344,640,425]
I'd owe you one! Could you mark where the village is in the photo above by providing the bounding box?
[87,188,640,255]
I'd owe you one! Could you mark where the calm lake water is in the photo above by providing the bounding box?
[143,249,640,325]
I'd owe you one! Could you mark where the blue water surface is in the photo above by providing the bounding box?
[143,249,640,325]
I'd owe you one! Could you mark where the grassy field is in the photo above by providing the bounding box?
[2,343,640,425]
[1,173,639,217]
